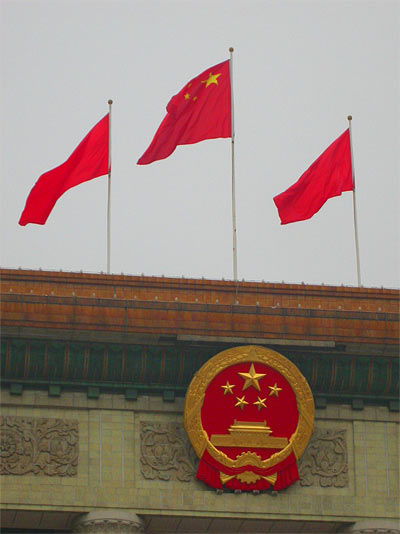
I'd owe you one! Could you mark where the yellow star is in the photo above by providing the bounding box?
[201,72,221,88]
[184,93,190,100]
[234,396,249,410]
[221,381,235,395]
[253,397,267,411]
[238,363,266,392]
[268,383,282,397]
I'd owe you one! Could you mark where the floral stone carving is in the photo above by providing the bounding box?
[298,427,348,487]
[0,415,79,476]
[140,421,197,482]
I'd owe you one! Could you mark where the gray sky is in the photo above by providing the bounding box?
[1,0,399,288]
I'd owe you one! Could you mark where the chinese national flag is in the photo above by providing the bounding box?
[273,129,353,224]
[19,114,109,226]
[137,60,231,165]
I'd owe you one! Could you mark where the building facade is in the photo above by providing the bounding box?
[1,269,399,533]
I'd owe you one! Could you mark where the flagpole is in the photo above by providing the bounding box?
[229,47,238,283]
[107,99,113,275]
[347,115,361,287]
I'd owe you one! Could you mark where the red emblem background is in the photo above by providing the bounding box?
[184,345,314,492]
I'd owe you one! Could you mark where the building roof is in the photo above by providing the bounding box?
[1,268,399,408]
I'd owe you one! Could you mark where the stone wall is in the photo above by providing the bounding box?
[1,388,399,531]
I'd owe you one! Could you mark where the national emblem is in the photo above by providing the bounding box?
[184,345,314,492]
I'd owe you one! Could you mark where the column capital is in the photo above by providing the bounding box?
[72,511,145,533]
[340,520,400,534]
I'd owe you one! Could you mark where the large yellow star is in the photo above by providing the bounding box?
[238,364,266,392]
[221,381,235,395]
[253,397,267,411]
[268,383,282,397]
[201,72,221,88]
[234,396,249,410]
[184,93,190,100]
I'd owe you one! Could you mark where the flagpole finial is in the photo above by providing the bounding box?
[347,115,352,121]
[108,99,113,105]
[229,47,234,52]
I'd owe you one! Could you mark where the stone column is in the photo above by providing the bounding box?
[340,520,400,534]
[72,510,145,533]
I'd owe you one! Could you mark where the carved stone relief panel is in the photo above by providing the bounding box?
[140,421,197,482]
[298,427,348,487]
[0,415,79,476]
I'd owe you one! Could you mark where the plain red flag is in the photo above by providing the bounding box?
[273,130,353,224]
[19,114,109,226]
[137,60,231,165]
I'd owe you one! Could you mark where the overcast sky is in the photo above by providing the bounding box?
[1,0,399,289]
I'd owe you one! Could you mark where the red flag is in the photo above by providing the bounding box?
[273,130,353,224]
[19,114,109,226]
[137,60,231,165]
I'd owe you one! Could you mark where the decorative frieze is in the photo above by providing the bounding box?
[3,336,399,404]
[140,421,197,482]
[298,427,348,487]
[0,415,78,476]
